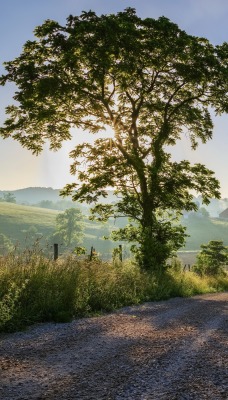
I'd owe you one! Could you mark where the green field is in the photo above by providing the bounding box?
[0,202,115,255]
[0,202,58,244]
[1,202,228,260]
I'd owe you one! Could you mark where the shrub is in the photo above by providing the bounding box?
[193,240,228,276]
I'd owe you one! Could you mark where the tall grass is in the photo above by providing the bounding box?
[0,251,227,333]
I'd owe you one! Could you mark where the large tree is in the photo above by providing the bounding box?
[0,9,227,272]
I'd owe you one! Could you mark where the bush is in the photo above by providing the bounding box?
[193,240,228,276]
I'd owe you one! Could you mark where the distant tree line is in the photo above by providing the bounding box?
[0,193,16,203]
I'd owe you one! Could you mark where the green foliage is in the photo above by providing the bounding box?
[51,208,84,248]
[1,8,227,272]
[193,240,228,276]
[169,257,183,273]
[0,202,115,256]
[0,252,78,330]
[0,233,13,255]
[111,217,187,271]
[37,199,84,211]
[73,246,86,256]
[0,251,227,332]
[3,192,16,203]
[199,207,210,219]
[37,200,55,209]
[0,281,27,331]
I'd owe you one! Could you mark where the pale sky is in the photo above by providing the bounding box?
[0,0,227,195]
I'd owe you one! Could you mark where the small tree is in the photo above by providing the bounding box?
[199,207,210,219]
[37,200,55,209]
[193,240,228,276]
[3,193,16,203]
[53,208,84,248]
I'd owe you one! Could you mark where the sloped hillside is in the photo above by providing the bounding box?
[182,216,228,250]
[0,202,58,245]
[0,202,115,256]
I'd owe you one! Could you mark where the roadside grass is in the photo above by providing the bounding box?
[0,252,227,333]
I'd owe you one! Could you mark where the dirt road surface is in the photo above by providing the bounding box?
[0,292,227,399]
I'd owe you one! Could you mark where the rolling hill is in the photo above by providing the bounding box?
[182,216,228,250]
[0,187,63,205]
[1,201,228,261]
[0,202,58,245]
[0,202,116,257]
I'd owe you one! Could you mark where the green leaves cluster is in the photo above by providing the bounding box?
[193,240,228,276]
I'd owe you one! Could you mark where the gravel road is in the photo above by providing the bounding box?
[0,292,227,400]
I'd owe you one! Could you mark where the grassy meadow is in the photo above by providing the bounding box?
[0,202,115,256]
[0,202,58,245]
[2,202,228,260]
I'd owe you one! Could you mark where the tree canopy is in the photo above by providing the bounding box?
[193,240,228,276]
[3,193,16,203]
[52,208,84,248]
[1,8,227,271]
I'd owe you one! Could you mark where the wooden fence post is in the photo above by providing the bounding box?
[90,246,94,261]
[54,243,58,261]
[119,244,123,262]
